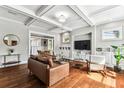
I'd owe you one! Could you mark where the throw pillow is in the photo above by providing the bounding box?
[30,55,37,60]
[47,56,54,67]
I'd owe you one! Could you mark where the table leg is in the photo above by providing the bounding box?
[18,54,20,64]
[4,56,6,67]
[87,61,90,74]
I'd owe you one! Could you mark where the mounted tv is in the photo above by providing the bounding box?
[74,40,91,50]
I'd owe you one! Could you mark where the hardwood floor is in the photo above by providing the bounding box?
[0,64,124,88]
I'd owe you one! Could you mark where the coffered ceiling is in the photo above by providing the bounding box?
[0,5,124,33]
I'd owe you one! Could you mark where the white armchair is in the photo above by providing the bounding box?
[87,55,106,75]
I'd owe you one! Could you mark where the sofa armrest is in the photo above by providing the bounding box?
[48,63,69,86]
[28,58,49,84]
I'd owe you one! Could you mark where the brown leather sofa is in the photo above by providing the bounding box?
[28,58,69,86]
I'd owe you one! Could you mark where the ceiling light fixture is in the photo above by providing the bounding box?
[55,12,69,23]
[58,15,66,22]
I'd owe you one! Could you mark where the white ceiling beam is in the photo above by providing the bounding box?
[1,5,72,31]
[25,5,55,26]
[49,28,67,33]
[47,26,58,31]
[96,16,124,26]
[29,25,49,31]
[89,5,119,17]
[36,5,55,16]
[24,17,36,26]
[69,5,94,26]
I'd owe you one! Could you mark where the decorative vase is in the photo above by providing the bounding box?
[8,49,14,55]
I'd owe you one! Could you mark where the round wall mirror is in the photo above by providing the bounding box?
[3,34,20,46]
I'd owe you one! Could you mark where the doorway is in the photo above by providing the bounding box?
[29,31,54,55]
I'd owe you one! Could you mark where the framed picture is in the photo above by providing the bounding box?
[61,32,71,43]
[102,26,123,41]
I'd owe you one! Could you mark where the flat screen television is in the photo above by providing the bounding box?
[74,40,91,50]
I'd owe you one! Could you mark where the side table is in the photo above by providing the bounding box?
[0,54,21,67]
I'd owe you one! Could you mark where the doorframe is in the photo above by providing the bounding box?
[28,30,55,56]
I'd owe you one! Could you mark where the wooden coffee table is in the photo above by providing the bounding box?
[69,60,89,73]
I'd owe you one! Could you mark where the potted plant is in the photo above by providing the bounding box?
[111,45,124,72]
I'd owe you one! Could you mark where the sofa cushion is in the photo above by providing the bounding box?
[44,50,51,55]
[37,55,49,64]
[37,50,51,57]
[36,54,54,67]
[37,50,45,57]
[37,50,44,54]
[47,56,54,67]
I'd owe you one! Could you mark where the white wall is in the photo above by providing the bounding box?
[0,19,29,63]
[54,34,61,55]
[74,34,91,41]
[96,20,124,48]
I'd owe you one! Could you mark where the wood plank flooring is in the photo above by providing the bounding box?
[0,64,124,88]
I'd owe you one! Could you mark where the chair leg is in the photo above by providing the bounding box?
[100,70,107,77]
[87,68,91,74]
[86,61,90,74]
[103,65,107,77]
